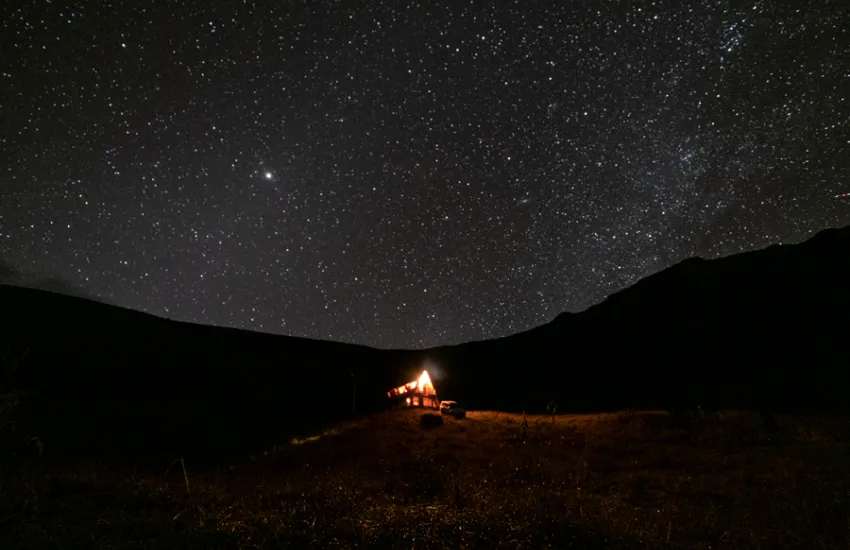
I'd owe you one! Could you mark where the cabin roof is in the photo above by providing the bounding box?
[387,370,436,398]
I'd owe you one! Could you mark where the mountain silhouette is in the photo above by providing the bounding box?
[430,225,850,414]
[1,225,849,458]
[0,259,96,302]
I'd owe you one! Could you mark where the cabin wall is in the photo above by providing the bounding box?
[388,392,439,410]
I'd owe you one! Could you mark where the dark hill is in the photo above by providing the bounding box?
[2,225,849,459]
[0,285,424,460]
[430,225,850,414]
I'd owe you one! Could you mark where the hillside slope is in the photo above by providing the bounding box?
[1,225,849,457]
[0,285,423,459]
[430,226,850,413]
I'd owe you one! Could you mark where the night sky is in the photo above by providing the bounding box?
[1,2,849,348]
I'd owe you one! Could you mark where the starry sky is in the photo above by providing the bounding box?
[1,2,849,349]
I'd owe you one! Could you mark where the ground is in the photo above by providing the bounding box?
[2,409,849,549]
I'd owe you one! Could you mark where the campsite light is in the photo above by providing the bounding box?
[418,370,433,390]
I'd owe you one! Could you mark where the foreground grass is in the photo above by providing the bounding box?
[2,409,849,548]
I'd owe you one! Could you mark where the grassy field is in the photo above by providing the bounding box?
[2,408,849,549]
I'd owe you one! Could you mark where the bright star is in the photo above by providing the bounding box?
[264,171,273,180]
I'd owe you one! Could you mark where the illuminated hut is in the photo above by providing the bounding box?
[387,370,438,409]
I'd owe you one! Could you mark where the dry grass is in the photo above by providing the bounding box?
[2,409,849,549]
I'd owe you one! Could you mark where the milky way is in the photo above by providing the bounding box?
[1,2,849,348]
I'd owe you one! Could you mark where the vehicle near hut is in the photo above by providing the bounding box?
[440,400,466,418]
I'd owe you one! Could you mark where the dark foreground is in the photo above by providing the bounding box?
[2,409,849,549]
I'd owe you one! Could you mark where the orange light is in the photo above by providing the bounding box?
[417,370,435,395]
[406,397,411,405]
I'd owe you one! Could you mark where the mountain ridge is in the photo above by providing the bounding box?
[535,224,850,339]
[1,225,848,458]
[3,224,848,351]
